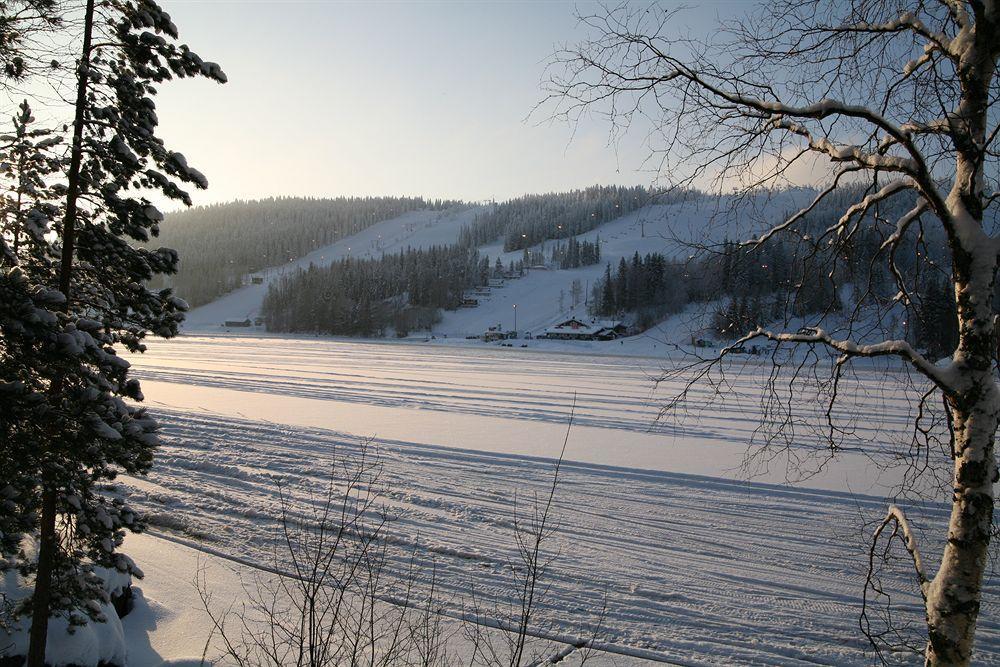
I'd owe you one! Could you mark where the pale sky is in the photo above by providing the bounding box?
[153,1,744,207]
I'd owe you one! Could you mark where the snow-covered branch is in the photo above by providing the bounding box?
[826,13,954,60]
[879,202,930,309]
[941,0,971,31]
[873,504,930,599]
[880,203,928,254]
[770,117,919,174]
[727,327,954,394]
[831,180,916,237]
[740,167,862,248]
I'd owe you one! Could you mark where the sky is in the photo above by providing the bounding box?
[153,1,745,208]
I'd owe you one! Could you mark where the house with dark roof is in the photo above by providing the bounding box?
[540,318,625,341]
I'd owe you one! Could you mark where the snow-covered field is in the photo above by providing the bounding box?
[115,193,997,664]
[116,335,1000,665]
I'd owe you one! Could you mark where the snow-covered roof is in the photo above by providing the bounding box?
[543,318,621,335]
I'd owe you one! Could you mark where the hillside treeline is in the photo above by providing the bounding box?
[549,237,602,269]
[590,253,692,329]
[587,186,958,357]
[261,245,487,337]
[188,184,958,357]
[153,196,458,306]
[458,185,650,251]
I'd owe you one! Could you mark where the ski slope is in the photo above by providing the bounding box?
[182,205,483,331]
[118,335,1000,665]
[434,190,813,338]
[183,191,813,340]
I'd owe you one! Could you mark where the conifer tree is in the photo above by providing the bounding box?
[600,263,614,314]
[0,100,63,261]
[0,1,224,663]
[916,277,959,361]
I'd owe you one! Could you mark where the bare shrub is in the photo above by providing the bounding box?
[196,444,455,667]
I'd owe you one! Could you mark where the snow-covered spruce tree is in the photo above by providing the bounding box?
[0,99,65,640]
[0,0,60,638]
[1,100,64,259]
[0,0,224,663]
[546,1,999,664]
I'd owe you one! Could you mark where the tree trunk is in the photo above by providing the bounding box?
[925,386,999,665]
[24,489,56,666]
[924,203,1000,665]
[25,0,94,663]
[922,15,1000,655]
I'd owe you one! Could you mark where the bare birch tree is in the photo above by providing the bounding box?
[544,1,999,664]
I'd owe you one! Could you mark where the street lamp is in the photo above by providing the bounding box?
[513,303,517,335]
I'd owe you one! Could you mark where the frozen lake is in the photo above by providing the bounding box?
[121,335,1000,664]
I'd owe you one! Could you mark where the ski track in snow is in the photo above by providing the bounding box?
[120,336,1000,665]
[133,336,930,468]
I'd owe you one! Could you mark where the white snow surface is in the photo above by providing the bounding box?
[116,335,1000,665]
[120,531,651,666]
[117,191,1000,663]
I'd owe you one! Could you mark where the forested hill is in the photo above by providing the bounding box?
[154,196,459,307]
[252,183,958,358]
[458,185,653,250]
[178,185,958,359]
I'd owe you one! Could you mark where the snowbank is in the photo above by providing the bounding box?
[1,564,131,666]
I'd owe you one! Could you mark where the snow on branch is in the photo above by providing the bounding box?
[741,166,862,248]
[770,117,919,174]
[728,326,955,394]
[872,504,930,599]
[941,0,971,31]
[880,202,928,254]
[831,180,916,238]
[879,202,929,308]
[827,12,955,60]
[899,117,954,137]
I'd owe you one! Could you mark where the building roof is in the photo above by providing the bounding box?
[543,318,621,336]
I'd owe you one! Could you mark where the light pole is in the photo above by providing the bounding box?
[513,303,517,336]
